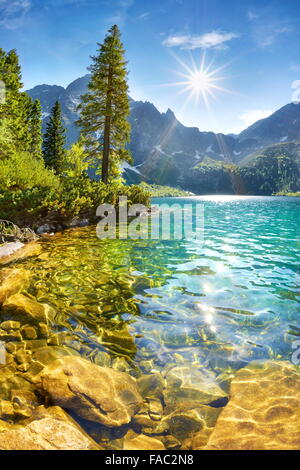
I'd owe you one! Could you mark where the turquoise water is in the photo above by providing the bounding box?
[129,196,300,372]
[14,196,300,377]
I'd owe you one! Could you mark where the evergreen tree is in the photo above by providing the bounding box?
[43,101,67,174]
[29,99,43,159]
[77,25,131,184]
[0,48,32,153]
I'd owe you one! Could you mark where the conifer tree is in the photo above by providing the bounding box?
[43,101,67,174]
[77,25,131,184]
[29,99,43,159]
[0,48,32,152]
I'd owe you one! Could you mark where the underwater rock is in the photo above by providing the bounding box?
[0,365,37,400]
[21,326,38,340]
[156,405,221,441]
[0,399,15,420]
[162,434,182,450]
[39,356,143,427]
[99,327,137,356]
[132,404,159,434]
[123,433,166,450]
[11,389,40,419]
[0,405,101,450]
[137,373,165,400]
[24,346,80,380]
[0,269,30,305]
[164,365,227,409]
[205,361,300,450]
[2,294,51,325]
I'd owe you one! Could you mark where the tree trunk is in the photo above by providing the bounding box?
[102,65,112,184]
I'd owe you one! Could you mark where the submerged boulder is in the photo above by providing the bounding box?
[0,269,30,305]
[123,433,165,450]
[0,405,100,450]
[2,294,51,324]
[205,361,300,450]
[164,365,227,409]
[39,356,143,427]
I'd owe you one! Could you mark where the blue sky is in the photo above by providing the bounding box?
[1,0,300,133]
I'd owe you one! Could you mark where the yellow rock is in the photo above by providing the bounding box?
[124,433,166,450]
[205,361,300,450]
[0,269,30,305]
[157,405,221,440]
[0,405,101,450]
[164,365,226,408]
[2,294,50,324]
[0,242,42,266]
[39,356,143,427]
[99,326,137,356]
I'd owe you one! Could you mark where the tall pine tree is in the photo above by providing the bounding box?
[77,25,131,184]
[28,99,43,159]
[43,101,67,174]
[0,48,32,154]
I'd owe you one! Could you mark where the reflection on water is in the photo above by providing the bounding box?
[6,195,298,380]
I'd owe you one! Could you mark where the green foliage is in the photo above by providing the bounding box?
[186,161,239,195]
[77,25,131,183]
[275,191,300,196]
[0,117,17,157]
[65,137,91,177]
[0,151,59,191]
[0,48,32,152]
[0,177,150,227]
[28,99,43,159]
[239,151,300,195]
[43,101,67,174]
[140,183,192,197]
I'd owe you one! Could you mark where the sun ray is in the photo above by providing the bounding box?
[162,53,237,109]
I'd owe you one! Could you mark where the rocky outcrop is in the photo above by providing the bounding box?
[39,356,143,427]
[0,242,24,260]
[0,242,41,265]
[205,361,300,450]
[0,405,100,450]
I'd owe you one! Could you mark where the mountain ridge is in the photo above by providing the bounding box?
[26,75,300,189]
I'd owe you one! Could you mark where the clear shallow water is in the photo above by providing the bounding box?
[8,196,300,377]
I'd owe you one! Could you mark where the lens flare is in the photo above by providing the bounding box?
[163,53,232,111]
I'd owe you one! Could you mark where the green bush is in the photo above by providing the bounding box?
[0,151,59,191]
[0,175,150,228]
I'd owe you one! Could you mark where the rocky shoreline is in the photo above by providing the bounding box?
[0,243,299,450]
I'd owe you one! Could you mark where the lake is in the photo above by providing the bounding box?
[12,195,299,373]
[1,195,299,447]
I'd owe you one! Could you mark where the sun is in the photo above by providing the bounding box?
[188,70,212,93]
[164,53,231,110]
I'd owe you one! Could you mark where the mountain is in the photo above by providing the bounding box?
[26,75,300,189]
[239,103,300,146]
[27,75,90,145]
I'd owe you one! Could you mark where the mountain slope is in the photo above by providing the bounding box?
[239,103,300,145]
[26,75,300,190]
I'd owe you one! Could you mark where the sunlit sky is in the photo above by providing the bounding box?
[1,0,300,134]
